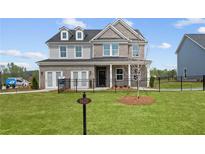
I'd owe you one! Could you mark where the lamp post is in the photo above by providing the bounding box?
[77,92,91,135]
[82,92,87,135]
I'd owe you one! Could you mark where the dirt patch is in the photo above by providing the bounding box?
[119,96,155,105]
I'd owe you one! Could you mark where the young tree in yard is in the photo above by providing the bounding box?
[31,77,39,89]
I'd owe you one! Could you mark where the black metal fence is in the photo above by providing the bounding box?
[58,75,205,93]
[57,77,148,93]
[156,75,205,92]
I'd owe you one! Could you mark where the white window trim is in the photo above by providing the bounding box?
[103,43,119,57]
[75,45,83,58]
[132,43,139,57]
[71,70,89,89]
[76,30,84,40]
[59,45,68,58]
[45,71,63,89]
[61,30,69,40]
[115,68,124,81]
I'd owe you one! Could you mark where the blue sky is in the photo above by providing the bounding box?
[1,18,205,70]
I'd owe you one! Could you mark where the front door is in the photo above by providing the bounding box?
[98,70,106,87]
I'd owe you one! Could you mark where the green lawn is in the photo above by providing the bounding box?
[0,91,205,135]
[154,79,203,89]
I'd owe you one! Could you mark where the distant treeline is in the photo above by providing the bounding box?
[150,68,177,77]
[0,63,39,84]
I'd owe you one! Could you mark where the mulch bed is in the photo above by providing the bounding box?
[119,96,155,105]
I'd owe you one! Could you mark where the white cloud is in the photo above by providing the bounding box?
[151,42,172,49]
[174,18,205,28]
[0,49,46,60]
[197,27,205,33]
[123,19,134,27]
[62,18,86,29]
[158,42,172,49]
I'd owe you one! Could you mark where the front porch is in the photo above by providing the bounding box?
[95,64,150,88]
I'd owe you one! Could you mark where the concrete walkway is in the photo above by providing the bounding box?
[0,89,55,95]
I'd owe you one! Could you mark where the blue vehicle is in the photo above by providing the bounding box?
[6,78,17,88]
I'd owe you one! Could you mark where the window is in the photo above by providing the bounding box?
[184,68,187,78]
[103,43,119,56]
[132,44,139,57]
[77,32,82,39]
[60,46,67,58]
[56,72,62,86]
[62,32,67,39]
[103,44,110,56]
[75,46,82,58]
[61,31,68,40]
[47,72,53,87]
[116,68,124,81]
[76,31,83,40]
[112,44,119,56]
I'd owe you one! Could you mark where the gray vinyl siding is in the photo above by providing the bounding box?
[49,44,91,59]
[177,37,205,76]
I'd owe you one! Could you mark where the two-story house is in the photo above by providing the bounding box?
[37,19,151,89]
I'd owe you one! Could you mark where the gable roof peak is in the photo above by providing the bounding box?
[112,18,146,41]
[74,26,84,31]
[90,23,130,41]
[59,26,69,31]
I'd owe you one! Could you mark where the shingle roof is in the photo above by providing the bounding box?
[38,57,130,63]
[186,34,205,49]
[46,30,101,43]
[46,29,144,43]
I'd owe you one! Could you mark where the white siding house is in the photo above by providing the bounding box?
[176,34,205,77]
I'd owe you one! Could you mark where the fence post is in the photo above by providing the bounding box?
[0,71,2,92]
[75,79,78,93]
[115,78,116,93]
[203,75,205,91]
[158,77,161,92]
[92,78,95,93]
[180,76,183,91]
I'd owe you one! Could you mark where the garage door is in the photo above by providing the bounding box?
[71,71,89,89]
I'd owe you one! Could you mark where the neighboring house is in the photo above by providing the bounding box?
[37,19,151,89]
[176,34,205,77]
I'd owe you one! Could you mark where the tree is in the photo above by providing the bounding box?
[5,62,27,77]
[150,68,176,77]
[31,77,39,89]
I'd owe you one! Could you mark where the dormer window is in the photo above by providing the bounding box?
[61,30,69,40]
[76,30,83,40]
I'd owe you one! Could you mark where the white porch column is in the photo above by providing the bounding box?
[110,64,112,88]
[128,64,131,87]
[146,63,150,87]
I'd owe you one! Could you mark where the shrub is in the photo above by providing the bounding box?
[150,76,155,88]
[31,77,39,89]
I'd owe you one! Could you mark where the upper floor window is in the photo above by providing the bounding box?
[75,46,83,58]
[59,46,67,58]
[76,30,83,40]
[62,32,67,39]
[103,43,119,56]
[61,31,69,40]
[132,44,139,57]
